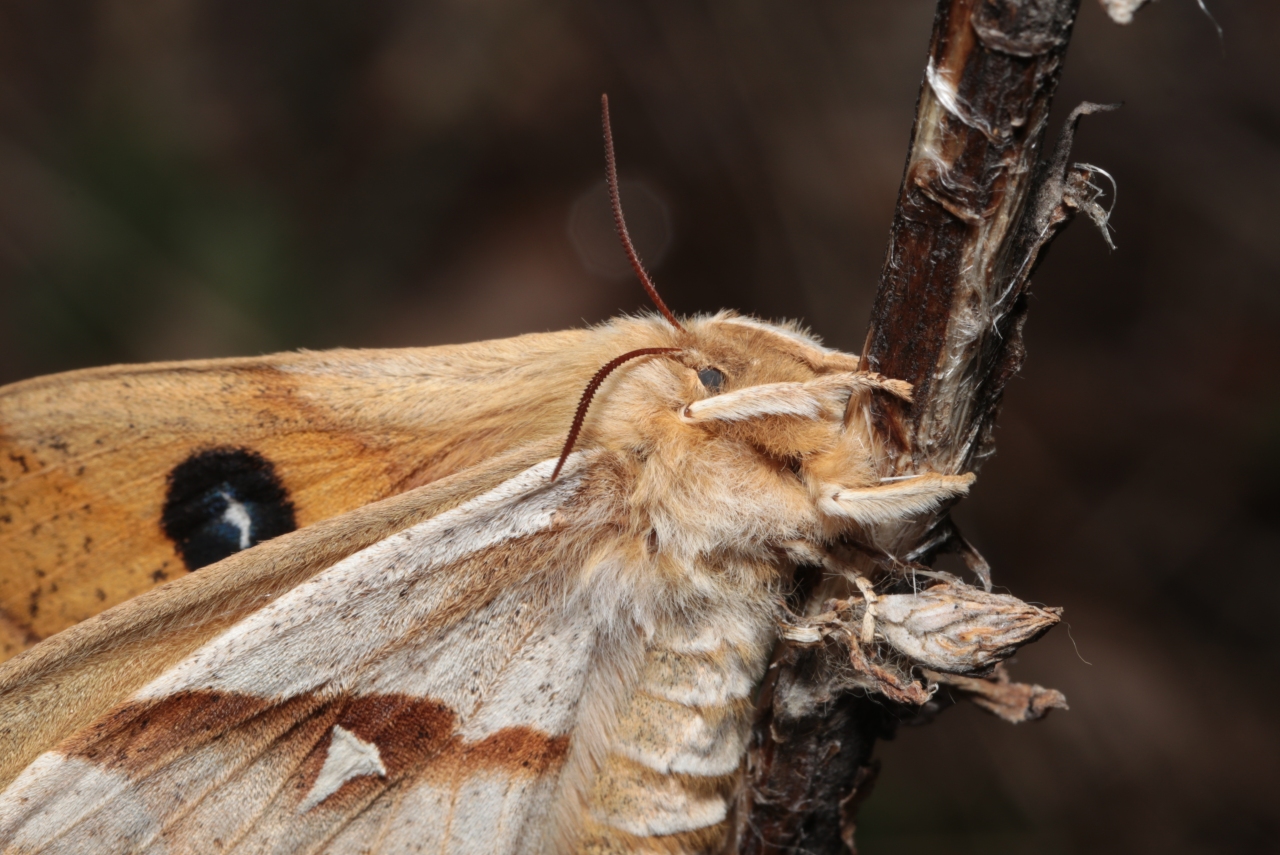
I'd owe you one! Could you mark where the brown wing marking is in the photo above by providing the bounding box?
[1,451,612,853]
[16,689,571,854]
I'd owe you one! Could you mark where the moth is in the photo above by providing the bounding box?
[0,96,980,854]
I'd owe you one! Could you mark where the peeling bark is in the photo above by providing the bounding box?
[738,0,1114,851]
[865,0,1080,478]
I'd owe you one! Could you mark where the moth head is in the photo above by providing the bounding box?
[549,98,971,550]
[552,311,960,559]
[550,311,866,478]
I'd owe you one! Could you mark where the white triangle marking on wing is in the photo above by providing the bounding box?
[299,725,387,812]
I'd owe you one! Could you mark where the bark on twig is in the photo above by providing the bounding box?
[738,0,1113,851]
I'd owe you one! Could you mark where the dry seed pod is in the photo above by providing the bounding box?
[875,582,1061,673]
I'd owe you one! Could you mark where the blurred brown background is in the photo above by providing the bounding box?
[1,0,1276,852]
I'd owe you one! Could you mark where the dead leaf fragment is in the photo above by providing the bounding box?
[925,664,1069,723]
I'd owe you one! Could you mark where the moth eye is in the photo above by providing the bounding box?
[162,448,296,571]
[697,367,725,393]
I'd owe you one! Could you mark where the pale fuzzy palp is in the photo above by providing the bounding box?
[817,473,976,528]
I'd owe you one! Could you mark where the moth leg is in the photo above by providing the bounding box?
[682,372,910,425]
[850,573,878,644]
[778,538,827,566]
[839,371,913,401]
[817,472,975,527]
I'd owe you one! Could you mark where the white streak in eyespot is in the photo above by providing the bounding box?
[299,725,386,811]
[0,753,161,853]
[135,453,592,701]
[218,490,253,550]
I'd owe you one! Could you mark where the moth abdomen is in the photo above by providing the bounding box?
[581,595,772,851]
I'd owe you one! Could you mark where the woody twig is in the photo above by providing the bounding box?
[738,0,1120,851]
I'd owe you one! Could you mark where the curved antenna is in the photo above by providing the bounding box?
[601,94,684,332]
[551,347,681,480]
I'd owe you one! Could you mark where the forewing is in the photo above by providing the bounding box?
[0,453,622,855]
[0,339,587,659]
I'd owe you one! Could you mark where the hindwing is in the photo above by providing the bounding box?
[0,453,625,854]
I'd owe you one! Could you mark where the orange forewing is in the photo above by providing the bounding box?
[0,334,614,660]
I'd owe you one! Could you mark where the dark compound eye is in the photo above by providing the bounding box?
[697,367,725,393]
[162,448,296,571]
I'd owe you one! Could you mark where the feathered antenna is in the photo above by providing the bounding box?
[601,94,684,332]
[551,347,680,480]
[549,98,686,482]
